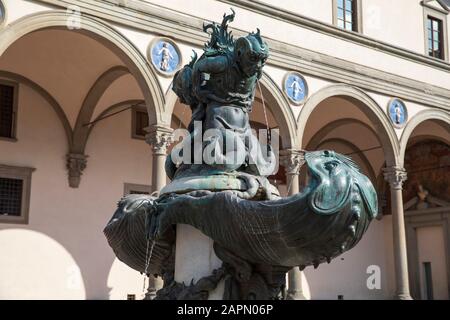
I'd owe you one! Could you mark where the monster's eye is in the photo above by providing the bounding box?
[324,161,339,172]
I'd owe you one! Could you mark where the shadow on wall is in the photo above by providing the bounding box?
[0,229,86,299]
[0,224,146,300]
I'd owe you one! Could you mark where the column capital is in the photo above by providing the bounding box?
[145,125,174,155]
[383,166,407,190]
[280,149,306,175]
[66,153,88,188]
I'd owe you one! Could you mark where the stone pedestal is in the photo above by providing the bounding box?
[174,224,225,299]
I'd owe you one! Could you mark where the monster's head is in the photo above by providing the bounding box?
[304,150,378,219]
[234,29,269,78]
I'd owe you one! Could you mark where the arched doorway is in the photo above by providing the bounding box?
[400,112,450,300]
[295,84,398,299]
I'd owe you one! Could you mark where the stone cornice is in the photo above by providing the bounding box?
[25,0,450,111]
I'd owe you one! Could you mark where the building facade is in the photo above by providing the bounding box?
[0,0,449,300]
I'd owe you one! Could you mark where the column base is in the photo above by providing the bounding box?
[144,288,156,300]
[394,293,413,300]
[286,290,307,300]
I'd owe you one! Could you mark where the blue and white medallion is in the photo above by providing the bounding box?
[148,38,181,76]
[283,72,308,105]
[387,98,408,128]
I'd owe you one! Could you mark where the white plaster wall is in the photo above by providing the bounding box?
[257,0,333,24]
[362,0,425,54]
[0,83,152,299]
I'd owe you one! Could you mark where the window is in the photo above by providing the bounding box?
[131,107,149,139]
[0,164,34,224]
[422,1,448,61]
[0,177,23,216]
[427,16,444,59]
[333,0,361,32]
[123,183,152,196]
[0,81,18,140]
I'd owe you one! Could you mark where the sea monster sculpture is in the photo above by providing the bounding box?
[104,10,378,300]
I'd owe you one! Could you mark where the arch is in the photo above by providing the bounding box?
[399,109,450,166]
[297,84,399,166]
[163,72,298,149]
[316,138,377,183]
[0,70,73,148]
[305,118,380,151]
[72,66,129,154]
[259,72,297,149]
[404,134,450,149]
[0,10,165,127]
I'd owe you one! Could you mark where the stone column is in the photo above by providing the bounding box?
[383,166,412,300]
[145,125,173,299]
[280,149,307,300]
